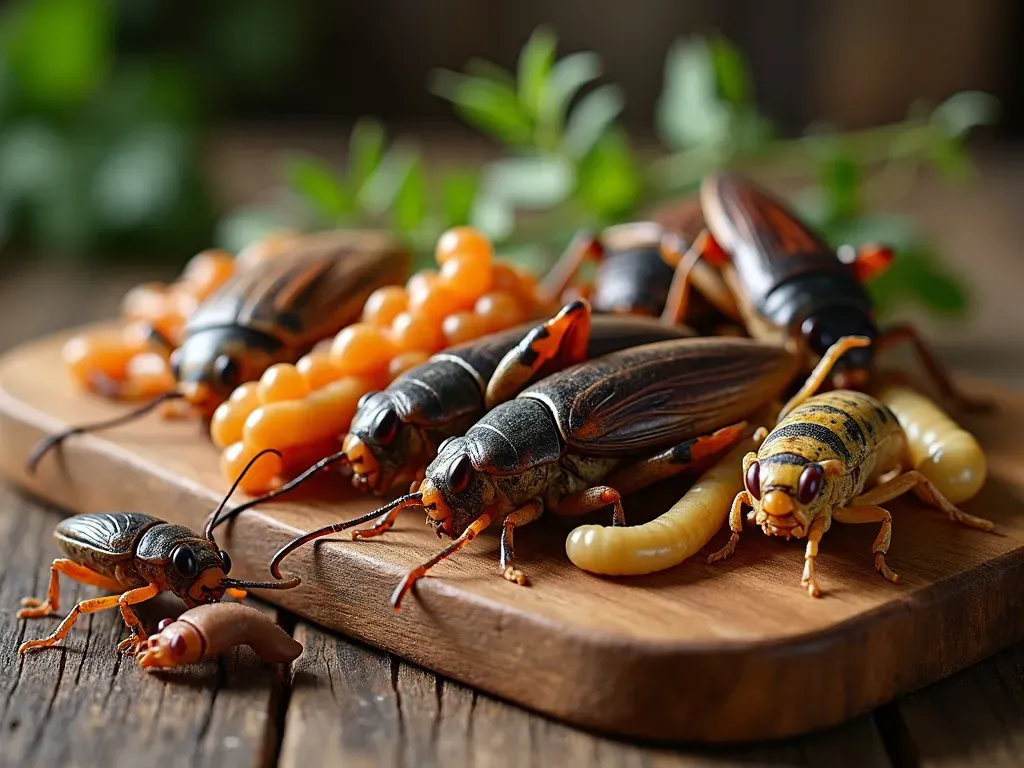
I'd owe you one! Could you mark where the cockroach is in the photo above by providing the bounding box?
[537,217,740,327]
[267,335,803,609]
[137,603,302,669]
[669,172,986,408]
[220,301,693,509]
[17,450,300,655]
[708,336,993,597]
[26,231,409,473]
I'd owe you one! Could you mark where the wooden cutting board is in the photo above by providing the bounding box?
[1,325,1023,744]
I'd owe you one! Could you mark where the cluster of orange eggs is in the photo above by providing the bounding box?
[212,227,544,493]
[62,249,238,399]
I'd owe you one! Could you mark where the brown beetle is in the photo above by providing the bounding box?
[27,231,409,472]
[267,334,803,609]
[17,451,300,655]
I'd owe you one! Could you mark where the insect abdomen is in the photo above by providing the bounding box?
[760,390,898,470]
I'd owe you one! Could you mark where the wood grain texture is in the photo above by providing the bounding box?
[3,326,1024,742]
[0,487,284,768]
[282,622,893,768]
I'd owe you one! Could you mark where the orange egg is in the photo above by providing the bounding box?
[220,442,284,494]
[389,311,445,354]
[124,353,176,398]
[442,312,491,346]
[405,269,438,298]
[243,377,370,450]
[435,226,493,267]
[182,249,236,299]
[407,278,468,322]
[296,352,344,390]
[63,332,136,388]
[122,283,169,321]
[362,286,409,327]
[258,363,310,403]
[330,323,397,377]
[211,402,246,449]
[439,252,492,303]
[474,291,525,330]
[388,350,430,380]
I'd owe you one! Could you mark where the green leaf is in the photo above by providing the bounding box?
[928,136,975,183]
[392,155,427,233]
[464,58,517,87]
[5,0,113,108]
[440,170,480,227]
[930,91,999,138]
[821,214,917,253]
[470,194,515,242]
[348,117,386,193]
[0,122,66,202]
[359,145,420,217]
[517,25,557,119]
[91,123,188,230]
[429,70,533,147]
[867,246,969,317]
[657,38,731,151]
[574,129,642,221]
[709,36,750,106]
[818,151,861,222]
[539,51,601,131]
[562,84,625,160]
[480,156,573,209]
[284,155,349,223]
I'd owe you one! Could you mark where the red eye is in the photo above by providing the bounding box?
[371,409,401,446]
[798,464,824,505]
[169,634,188,658]
[745,461,761,500]
[447,454,473,493]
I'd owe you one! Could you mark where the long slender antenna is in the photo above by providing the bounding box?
[206,449,349,533]
[26,390,185,474]
[204,448,284,546]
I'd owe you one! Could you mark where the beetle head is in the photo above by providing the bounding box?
[742,451,844,539]
[800,307,877,388]
[170,329,277,412]
[419,437,499,538]
[345,391,426,494]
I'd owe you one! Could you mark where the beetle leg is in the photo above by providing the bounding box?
[499,500,544,585]
[114,583,162,654]
[19,559,123,619]
[19,594,122,654]
[833,505,899,585]
[537,231,603,305]
[854,470,993,531]
[485,299,592,409]
[877,323,993,413]
[659,230,740,325]
[707,491,752,564]
[551,486,626,526]
[602,421,748,497]
[391,513,495,610]
[799,515,829,598]
[777,336,874,420]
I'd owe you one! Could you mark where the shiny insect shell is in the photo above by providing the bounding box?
[27,231,409,474]
[267,335,802,610]
[343,305,693,495]
[17,453,300,655]
[709,337,994,597]
[674,173,981,408]
[169,230,408,409]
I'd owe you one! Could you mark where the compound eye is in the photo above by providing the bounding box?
[214,354,240,390]
[436,436,456,455]
[798,464,824,505]
[745,461,761,500]
[370,408,401,446]
[171,546,198,578]
[446,454,473,494]
[218,550,232,575]
[169,634,188,658]
[800,315,830,356]
[357,391,378,410]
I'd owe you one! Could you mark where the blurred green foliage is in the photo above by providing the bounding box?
[0,0,301,260]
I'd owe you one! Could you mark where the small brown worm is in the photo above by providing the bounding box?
[137,602,302,669]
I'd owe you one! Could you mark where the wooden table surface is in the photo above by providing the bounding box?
[1,163,1023,767]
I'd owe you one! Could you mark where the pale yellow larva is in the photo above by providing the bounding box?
[876,383,986,505]
[565,438,752,576]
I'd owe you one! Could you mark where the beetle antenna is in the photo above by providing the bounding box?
[268,492,423,580]
[26,390,186,474]
[205,448,284,545]
[222,575,302,590]
[206,449,349,533]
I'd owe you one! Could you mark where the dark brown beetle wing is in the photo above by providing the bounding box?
[55,513,159,559]
[188,231,408,349]
[701,173,850,304]
[521,338,800,457]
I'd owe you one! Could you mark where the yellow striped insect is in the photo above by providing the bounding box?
[708,336,993,597]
